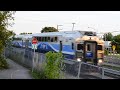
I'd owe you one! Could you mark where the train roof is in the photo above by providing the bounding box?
[14,30,97,40]
[32,31,83,39]
[14,34,33,39]
[32,30,96,39]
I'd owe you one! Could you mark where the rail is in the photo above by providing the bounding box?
[103,68,120,78]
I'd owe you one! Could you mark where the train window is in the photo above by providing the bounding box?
[87,44,91,51]
[97,45,102,50]
[45,37,47,42]
[36,37,38,41]
[51,37,54,42]
[77,44,83,50]
[39,37,40,41]
[60,41,62,51]
[13,38,22,40]
[72,43,74,49]
[42,37,44,41]
[48,37,50,42]
[37,37,39,41]
[55,37,57,42]
[41,37,42,41]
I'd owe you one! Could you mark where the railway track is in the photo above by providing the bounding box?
[103,68,120,79]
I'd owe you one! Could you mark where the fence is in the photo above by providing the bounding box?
[4,47,120,79]
[63,59,120,79]
[63,60,103,79]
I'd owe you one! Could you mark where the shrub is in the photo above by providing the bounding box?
[104,49,109,55]
[43,51,64,79]
[0,56,9,69]
[31,69,46,79]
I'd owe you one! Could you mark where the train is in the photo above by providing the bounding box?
[11,30,104,65]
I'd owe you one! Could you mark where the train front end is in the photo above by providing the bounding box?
[75,35,104,65]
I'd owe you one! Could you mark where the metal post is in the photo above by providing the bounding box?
[57,25,58,31]
[57,25,63,31]
[105,33,106,41]
[72,23,75,31]
[32,47,35,72]
[102,67,104,79]
[77,62,82,79]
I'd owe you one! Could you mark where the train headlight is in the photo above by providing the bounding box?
[77,58,81,62]
[98,59,103,63]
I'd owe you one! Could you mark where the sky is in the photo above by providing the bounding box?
[8,11,120,36]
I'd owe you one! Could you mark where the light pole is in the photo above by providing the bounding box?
[105,33,107,41]
[57,25,63,31]
[72,23,75,31]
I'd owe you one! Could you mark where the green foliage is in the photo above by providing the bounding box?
[43,51,64,79]
[116,45,120,53]
[41,27,58,33]
[31,69,46,79]
[103,32,113,41]
[102,64,120,71]
[104,49,109,55]
[112,34,120,53]
[0,11,15,69]
[0,56,9,69]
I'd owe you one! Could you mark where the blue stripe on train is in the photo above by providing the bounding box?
[13,41,75,59]
[37,42,75,59]
[37,42,75,52]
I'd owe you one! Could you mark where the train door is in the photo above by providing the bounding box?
[84,41,97,65]
[59,41,62,52]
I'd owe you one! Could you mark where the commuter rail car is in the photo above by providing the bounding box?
[12,34,33,48]
[75,35,104,65]
[12,30,104,65]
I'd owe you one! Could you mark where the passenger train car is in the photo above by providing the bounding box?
[12,30,104,65]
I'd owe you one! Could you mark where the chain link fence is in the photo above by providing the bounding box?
[5,47,120,79]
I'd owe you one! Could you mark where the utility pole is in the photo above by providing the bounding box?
[72,23,75,31]
[105,33,106,41]
[57,25,63,31]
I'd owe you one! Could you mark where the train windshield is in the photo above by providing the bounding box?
[97,45,102,50]
[77,44,83,50]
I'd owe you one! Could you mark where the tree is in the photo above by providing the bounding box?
[103,32,113,41]
[41,27,58,33]
[0,11,15,53]
[112,34,120,53]
[0,11,15,68]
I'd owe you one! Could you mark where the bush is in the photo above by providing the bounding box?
[104,49,109,55]
[116,46,120,54]
[31,69,46,79]
[0,56,9,69]
[43,51,64,79]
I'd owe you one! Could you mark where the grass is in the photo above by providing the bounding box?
[0,57,9,70]
[102,64,120,71]
[108,53,120,57]
[30,69,46,79]
[114,55,120,58]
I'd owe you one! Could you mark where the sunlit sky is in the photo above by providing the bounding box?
[8,11,120,36]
